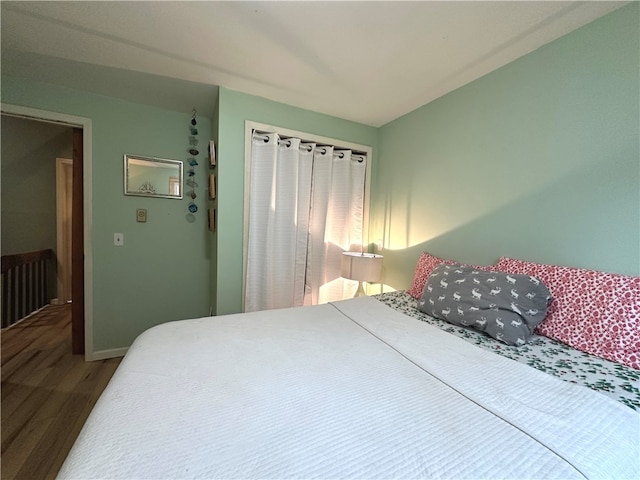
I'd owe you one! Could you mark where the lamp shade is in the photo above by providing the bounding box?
[341,252,383,283]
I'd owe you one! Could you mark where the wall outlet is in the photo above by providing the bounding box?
[114,233,124,246]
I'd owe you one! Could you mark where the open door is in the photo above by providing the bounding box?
[72,127,84,355]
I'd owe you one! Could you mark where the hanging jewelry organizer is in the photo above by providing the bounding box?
[187,109,199,215]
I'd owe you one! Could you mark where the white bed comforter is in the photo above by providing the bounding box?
[58,297,639,479]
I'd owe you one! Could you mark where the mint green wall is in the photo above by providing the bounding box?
[1,76,212,352]
[216,88,378,314]
[373,3,640,290]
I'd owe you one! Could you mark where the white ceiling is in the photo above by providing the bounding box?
[1,1,628,127]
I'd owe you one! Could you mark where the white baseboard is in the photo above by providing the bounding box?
[89,347,128,361]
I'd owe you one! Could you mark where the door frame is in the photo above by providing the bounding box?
[2,103,94,360]
[55,157,73,304]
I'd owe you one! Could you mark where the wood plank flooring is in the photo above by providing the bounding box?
[1,305,122,479]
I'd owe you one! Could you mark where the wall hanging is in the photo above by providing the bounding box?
[209,173,216,200]
[124,154,183,199]
[209,140,216,168]
[208,125,217,233]
[186,109,200,216]
[208,207,216,232]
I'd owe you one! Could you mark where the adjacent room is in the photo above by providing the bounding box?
[1,1,638,479]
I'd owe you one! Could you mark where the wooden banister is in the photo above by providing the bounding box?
[1,249,55,328]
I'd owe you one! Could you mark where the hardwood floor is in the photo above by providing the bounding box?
[1,305,122,479]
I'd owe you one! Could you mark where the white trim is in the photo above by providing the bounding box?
[242,120,373,312]
[1,103,95,361]
[91,347,128,361]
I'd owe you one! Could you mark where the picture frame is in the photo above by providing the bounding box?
[124,154,183,199]
[208,207,216,232]
[209,140,216,167]
[209,173,216,199]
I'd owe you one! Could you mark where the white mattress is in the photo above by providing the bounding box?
[58,297,639,479]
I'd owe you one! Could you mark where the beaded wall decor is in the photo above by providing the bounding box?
[187,109,200,214]
[208,131,217,232]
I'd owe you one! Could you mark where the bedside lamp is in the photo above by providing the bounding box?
[341,252,383,297]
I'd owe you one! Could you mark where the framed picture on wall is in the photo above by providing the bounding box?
[209,140,216,167]
[209,173,216,199]
[208,207,216,232]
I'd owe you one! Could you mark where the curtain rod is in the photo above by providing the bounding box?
[252,132,366,160]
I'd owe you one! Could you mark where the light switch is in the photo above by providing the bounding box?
[114,233,124,246]
[136,208,147,223]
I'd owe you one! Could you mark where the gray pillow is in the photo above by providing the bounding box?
[418,263,552,346]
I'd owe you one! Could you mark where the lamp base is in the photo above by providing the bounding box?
[353,281,367,298]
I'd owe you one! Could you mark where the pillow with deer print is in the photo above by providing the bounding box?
[418,263,552,346]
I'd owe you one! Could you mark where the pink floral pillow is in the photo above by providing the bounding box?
[407,252,492,299]
[407,253,455,298]
[496,257,640,370]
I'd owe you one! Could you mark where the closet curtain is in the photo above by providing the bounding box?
[244,132,366,312]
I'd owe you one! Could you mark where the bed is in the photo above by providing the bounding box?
[58,256,639,480]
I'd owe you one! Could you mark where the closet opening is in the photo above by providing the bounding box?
[242,121,373,312]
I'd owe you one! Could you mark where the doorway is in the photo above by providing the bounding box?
[1,104,93,359]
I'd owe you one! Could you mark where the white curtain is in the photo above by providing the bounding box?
[245,132,366,312]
